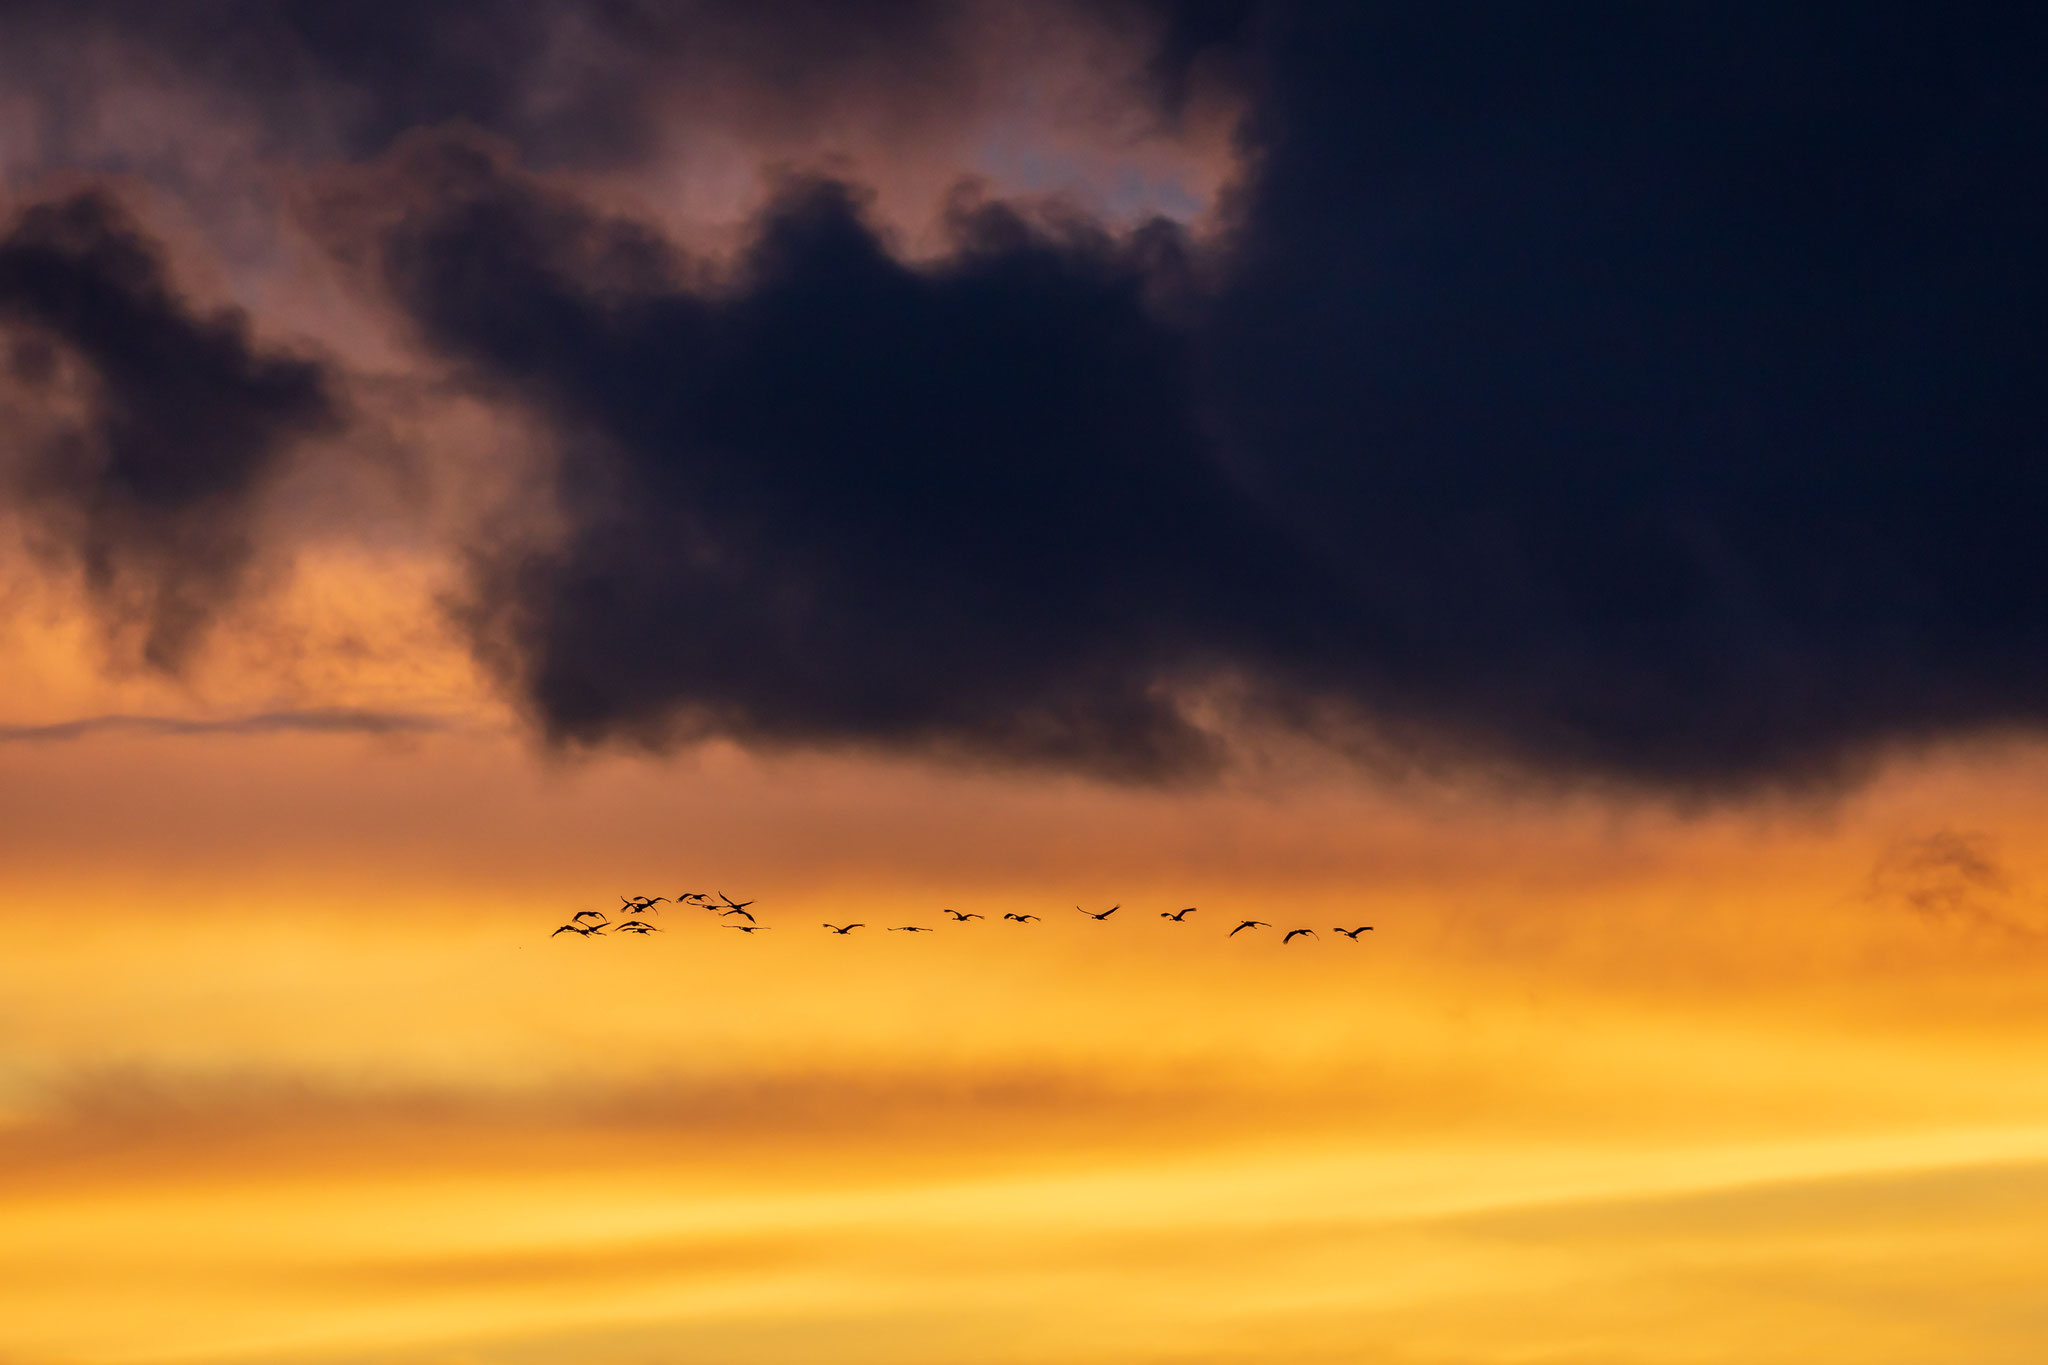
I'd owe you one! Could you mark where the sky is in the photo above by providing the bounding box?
[3,3,2048,1362]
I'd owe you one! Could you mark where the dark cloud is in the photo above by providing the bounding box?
[364,136,1315,778]
[1080,0,1262,121]
[0,192,339,667]
[13,2,2048,793]
[1201,1,2048,785]
[352,3,2048,793]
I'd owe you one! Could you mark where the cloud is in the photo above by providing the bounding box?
[1863,830,2041,935]
[359,0,2048,795]
[0,709,457,743]
[0,191,340,667]
[0,0,1233,172]
[1197,3,2048,788]
[360,135,1313,780]
[11,3,2048,795]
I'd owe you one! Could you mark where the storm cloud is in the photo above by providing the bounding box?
[365,136,1314,778]
[8,1,2048,792]
[341,2,2048,791]
[0,192,338,667]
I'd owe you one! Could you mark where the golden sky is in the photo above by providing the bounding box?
[6,6,2048,1361]
[4,577,2048,1365]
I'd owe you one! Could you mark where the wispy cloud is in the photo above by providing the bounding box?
[0,708,456,742]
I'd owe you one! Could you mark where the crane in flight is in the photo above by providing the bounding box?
[887,926,933,933]
[1282,928,1318,944]
[550,923,598,937]
[1228,920,1270,937]
[616,922,660,935]
[720,894,755,911]
[1161,907,1197,921]
[1333,926,1374,939]
[718,908,756,923]
[725,924,765,934]
[1003,913,1040,923]
[1077,905,1119,921]
[823,923,864,934]
[942,909,983,921]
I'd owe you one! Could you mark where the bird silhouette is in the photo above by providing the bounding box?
[725,924,764,933]
[572,909,608,923]
[1078,905,1119,920]
[616,923,660,934]
[718,908,757,923]
[1283,928,1318,944]
[888,926,933,933]
[1333,926,1374,939]
[1003,913,1040,923]
[823,923,864,934]
[550,923,594,937]
[720,894,755,910]
[942,909,983,921]
[1162,907,1197,921]
[1228,920,1270,937]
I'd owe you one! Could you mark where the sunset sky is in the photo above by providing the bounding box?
[4,4,2048,1363]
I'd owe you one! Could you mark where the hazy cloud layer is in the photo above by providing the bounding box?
[9,1,2048,793]
[0,0,1238,173]
[0,708,454,743]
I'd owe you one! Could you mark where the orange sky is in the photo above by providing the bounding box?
[3,566,2047,1365]
[4,13,2048,1354]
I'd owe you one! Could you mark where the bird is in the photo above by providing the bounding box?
[572,909,608,923]
[888,926,933,933]
[1162,907,1197,921]
[616,923,660,935]
[823,923,864,934]
[725,924,764,933]
[942,909,983,921]
[1078,905,1119,920]
[1283,928,1318,944]
[718,908,756,923]
[720,894,755,910]
[550,923,594,937]
[1003,913,1040,923]
[1228,920,1270,937]
[1333,926,1374,939]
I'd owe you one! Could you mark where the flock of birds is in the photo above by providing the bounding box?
[551,894,1373,944]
